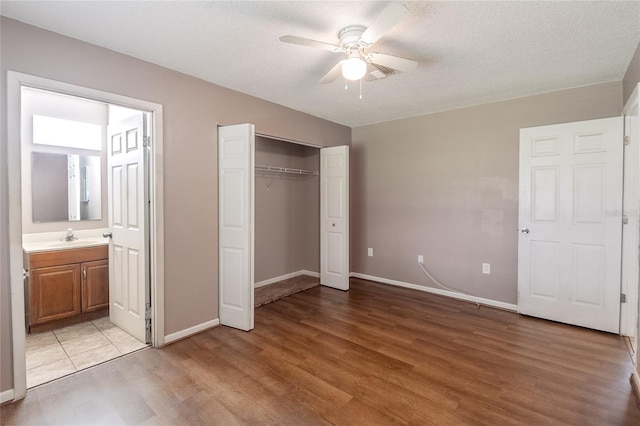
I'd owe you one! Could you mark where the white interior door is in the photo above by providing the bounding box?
[518,117,623,333]
[107,112,148,342]
[320,145,349,291]
[218,124,255,331]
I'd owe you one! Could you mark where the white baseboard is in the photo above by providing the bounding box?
[255,270,320,288]
[350,272,518,312]
[0,389,15,405]
[164,319,220,345]
[632,372,640,406]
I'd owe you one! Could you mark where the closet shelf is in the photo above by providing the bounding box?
[255,165,318,178]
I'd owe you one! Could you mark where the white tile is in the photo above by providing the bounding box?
[26,331,58,352]
[26,343,68,370]
[53,322,100,344]
[91,316,115,332]
[60,333,110,357]
[27,357,76,389]
[69,344,121,370]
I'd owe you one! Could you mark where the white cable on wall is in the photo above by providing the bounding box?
[418,260,480,308]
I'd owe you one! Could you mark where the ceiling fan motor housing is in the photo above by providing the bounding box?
[338,25,367,52]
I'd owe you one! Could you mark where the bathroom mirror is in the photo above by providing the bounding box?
[31,152,102,223]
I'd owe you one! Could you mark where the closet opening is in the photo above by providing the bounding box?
[218,124,349,331]
[253,135,321,307]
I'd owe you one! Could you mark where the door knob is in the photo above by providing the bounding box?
[103,232,113,238]
[520,228,530,234]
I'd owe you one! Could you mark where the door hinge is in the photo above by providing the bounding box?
[622,215,629,225]
[145,303,152,320]
[624,135,630,146]
[621,294,627,303]
[143,136,152,148]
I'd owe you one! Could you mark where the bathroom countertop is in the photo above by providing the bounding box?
[23,238,109,253]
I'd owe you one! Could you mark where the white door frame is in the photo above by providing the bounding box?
[621,83,640,339]
[6,71,165,402]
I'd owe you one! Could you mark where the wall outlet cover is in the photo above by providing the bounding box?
[482,263,490,274]
[368,248,373,257]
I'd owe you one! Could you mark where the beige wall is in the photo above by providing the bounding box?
[0,17,350,394]
[255,137,319,282]
[351,82,622,305]
[624,43,640,106]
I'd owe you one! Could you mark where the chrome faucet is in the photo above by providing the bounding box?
[62,228,77,241]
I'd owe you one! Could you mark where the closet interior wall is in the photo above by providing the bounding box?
[255,137,320,283]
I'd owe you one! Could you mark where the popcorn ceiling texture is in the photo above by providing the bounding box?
[2,1,639,127]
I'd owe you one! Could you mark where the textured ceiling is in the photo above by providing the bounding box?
[2,1,639,127]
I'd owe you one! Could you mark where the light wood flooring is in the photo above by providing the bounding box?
[2,278,639,425]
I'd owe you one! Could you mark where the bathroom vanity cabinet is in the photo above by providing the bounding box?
[24,245,109,332]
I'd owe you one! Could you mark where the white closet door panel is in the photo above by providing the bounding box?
[218,124,254,331]
[320,145,349,291]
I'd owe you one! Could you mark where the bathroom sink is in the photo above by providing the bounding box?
[23,237,109,253]
[45,238,108,248]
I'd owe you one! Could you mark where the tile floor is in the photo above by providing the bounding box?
[26,317,147,388]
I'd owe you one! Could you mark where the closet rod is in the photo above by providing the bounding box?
[255,164,318,177]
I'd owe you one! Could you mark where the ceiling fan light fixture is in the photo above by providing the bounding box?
[341,55,367,81]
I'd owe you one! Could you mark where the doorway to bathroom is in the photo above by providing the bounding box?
[21,87,150,388]
[7,71,165,400]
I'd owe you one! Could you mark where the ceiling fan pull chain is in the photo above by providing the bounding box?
[359,79,363,100]
[345,79,348,91]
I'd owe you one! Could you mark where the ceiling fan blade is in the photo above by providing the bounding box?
[279,35,341,53]
[368,52,417,72]
[360,2,409,46]
[319,61,344,84]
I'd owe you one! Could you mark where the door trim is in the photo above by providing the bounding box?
[621,83,640,338]
[6,71,165,402]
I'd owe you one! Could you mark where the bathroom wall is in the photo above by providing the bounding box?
[254,137,320,282]
[21,87,108,234]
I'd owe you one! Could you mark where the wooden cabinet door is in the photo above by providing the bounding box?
[30,264,81,325]
[82,259,109,312]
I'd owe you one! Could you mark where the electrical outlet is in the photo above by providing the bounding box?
[368,248,373,257]
[482,263,490,274]
[418,255,424,263]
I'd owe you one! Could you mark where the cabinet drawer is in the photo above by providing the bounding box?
[26,245,108,269]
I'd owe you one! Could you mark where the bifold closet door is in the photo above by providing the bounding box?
[320,145,349,291]
[218,124,255,331]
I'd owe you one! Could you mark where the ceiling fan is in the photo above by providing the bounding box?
[279,2,418,84]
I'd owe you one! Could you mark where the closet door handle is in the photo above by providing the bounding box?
[332,223,335,227]
[83,268,87,280]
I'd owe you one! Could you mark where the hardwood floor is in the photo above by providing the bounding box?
[3,278,639,425]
